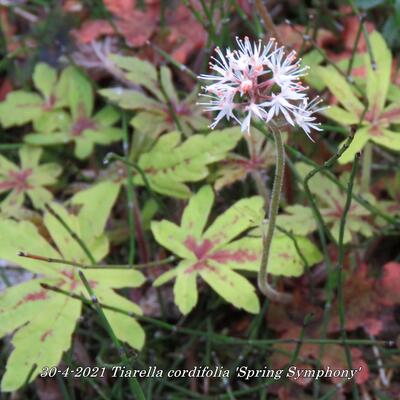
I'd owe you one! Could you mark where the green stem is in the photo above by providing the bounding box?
[105,153,167,213]
[361,142,372,193]
[122,112,136,266]
[18,251,175,270]
[258,125,292,303]
[40,283,394,347]
[337,153,361,400]
[78,270,145,400]
[45,204,96,265]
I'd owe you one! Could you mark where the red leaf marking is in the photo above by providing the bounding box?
[209,248,258,264]
[184,236,213,260]
[40,329,53,342]
[380,107,400,124]
[71,117,97,136]
[42,95,56,111]
[278,252,291,260]
[0,168,33,193]
[369,124,384,137]
[24,289,47,302]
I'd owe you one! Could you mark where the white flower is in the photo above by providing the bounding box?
[231,36,274,75]
[266,47,309,87]
[293,97,325,140]
[241,102,267,134]
[198,38,322,140]
[198,88,239,129]
[199,47,234,85]
[263,92,296,126]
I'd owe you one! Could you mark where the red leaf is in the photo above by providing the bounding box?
[0,78,13,101]
[328,264,384,336]
[73,1,158,48]
[103,0,135,17]
[271,327,369,386]
[162,3,206,63]
[74,20,115,44]
[380,262,400,306]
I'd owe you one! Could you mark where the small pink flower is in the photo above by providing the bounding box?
[198,37,322,139]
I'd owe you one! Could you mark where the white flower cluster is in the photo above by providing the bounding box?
[198,37,324,140]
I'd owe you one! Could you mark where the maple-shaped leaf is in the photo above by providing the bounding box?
[0,181,145,391]
[285,163,376,243]
[24,67,123,159]
[107,128,243,198]
[276,205,317,236]
[151,186,322,314]
[317,31,400,163]
[99,55,208,137]
[0,146,61,216]
[151,185,262,314]
[214,129,286,190]
[0,63,70,130]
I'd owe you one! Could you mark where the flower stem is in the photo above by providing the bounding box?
[361,142,372,193]
[254,0,281,44]
[258,124,292,303]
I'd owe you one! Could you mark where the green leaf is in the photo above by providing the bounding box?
[302,50,325,90]
[181,185,214,239]
[0,91,43,128]
[109,54,162,100]
[316,66,364,117]
[135,128,242,198]
[203,196,264,249]
[0,198,145,391]
[380,103,400,124]
[0,219,61,275]
[64,66,94,119]
[152,185,323,314]
[93,105,121,126]
[199,261,260,313]
[103,310,145,350]
[267,234,322,277]
[151,220,196,260]
[33,63,57,100]
[174,261,199,314]
[99,88,161,110]
[295,162,375,243]
[69,180,120,238]
[366,31,392,113]
[371,129,400,151]
[277,205,317,235]
[130,111,170,139]
[210,237,261,271]
[323,106,360,125]
[0,146,62,214]
[160,65,178,102]
[24,132,69,146]
[1,294,81,391]
[338,127,370,164]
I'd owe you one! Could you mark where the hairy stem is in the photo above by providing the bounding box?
[361,142,372,193]
[258,125,292,303]
[254,0,281,43]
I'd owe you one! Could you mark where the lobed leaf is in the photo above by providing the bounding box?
[199,261,260,314]
[135,128,242,198]
[366,31,392,114]
[316,66,364,117]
